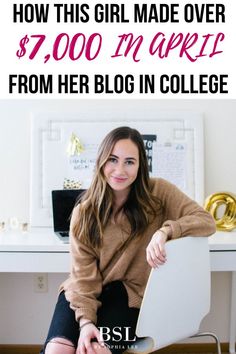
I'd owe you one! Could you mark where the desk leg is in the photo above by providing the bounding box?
[229,271,236,354]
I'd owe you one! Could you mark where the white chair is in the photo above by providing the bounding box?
[127,237,221,354]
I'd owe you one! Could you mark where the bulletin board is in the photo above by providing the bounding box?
[30,114,204,227]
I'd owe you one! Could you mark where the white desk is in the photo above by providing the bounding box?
[0,229,70,273]
[0,229,236,353]
[208,232,236,354]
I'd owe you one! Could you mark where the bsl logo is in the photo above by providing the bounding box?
[99,326,136,342]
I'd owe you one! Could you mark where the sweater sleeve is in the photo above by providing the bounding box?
[153,178,216,239]
[64,206,103,324]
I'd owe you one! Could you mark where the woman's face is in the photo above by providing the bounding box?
[103,139,139,196]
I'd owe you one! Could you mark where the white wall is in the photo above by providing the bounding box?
[0,99,235,344]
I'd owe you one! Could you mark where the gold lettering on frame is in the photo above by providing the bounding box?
[67,133,84,157]
[204,192,236,231]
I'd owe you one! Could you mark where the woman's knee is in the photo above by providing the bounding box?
[45,337,75,354]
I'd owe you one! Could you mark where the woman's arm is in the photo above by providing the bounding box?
[158,178,216,239]
[146,178,216,268]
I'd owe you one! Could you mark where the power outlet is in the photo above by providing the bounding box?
[34,273,48,293]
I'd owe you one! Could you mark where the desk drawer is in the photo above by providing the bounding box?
[0,252,70,273]
[210,251,236,271]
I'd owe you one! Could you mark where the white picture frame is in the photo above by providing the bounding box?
[30,112,204,227]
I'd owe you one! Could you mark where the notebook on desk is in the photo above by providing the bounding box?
[51,189,85,243]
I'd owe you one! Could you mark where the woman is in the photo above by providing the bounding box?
[41,126,216,354]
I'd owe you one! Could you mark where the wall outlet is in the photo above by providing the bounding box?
[33,273,48,293]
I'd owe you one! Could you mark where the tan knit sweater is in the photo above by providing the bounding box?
[60,178,216,324]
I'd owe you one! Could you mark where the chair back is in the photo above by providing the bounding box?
[135,236,210,351]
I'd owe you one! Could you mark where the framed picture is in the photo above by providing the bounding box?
[30,112,203,226]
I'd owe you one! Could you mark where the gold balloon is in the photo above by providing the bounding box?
[204,192,236,231]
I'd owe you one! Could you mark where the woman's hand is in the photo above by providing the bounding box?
[77,322,104,354]
[146,229,169,268]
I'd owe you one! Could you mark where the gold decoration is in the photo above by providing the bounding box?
[63,179,82,190]
[0,222,6,231]
[20,222,29,233]
[9,217,20,230]
[67,133,84,156]
[204,192,236,231]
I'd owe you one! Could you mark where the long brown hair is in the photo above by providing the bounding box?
[72,126,162,248]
